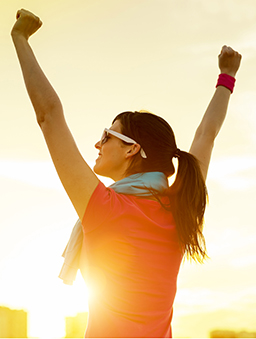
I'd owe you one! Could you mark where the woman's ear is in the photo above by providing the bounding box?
[125,144,141,158]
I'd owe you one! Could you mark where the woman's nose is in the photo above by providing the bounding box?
[95,140,101,150]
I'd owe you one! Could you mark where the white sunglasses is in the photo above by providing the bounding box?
[100,128,147,159]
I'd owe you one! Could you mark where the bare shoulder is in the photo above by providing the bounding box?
[40,115,99,220]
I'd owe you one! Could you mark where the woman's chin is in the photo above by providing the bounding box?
[93,163,100,175]
[93,164,114,180]
[93,162,105,177]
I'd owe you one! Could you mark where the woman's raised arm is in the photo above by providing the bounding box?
[189,46,242,181]
[11,9,99,220]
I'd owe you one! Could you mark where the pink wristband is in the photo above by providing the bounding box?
[216,73,236,93]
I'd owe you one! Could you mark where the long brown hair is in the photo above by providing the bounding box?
[113,111,208,263]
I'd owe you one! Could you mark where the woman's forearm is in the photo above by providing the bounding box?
[12,33,63,125]
[195,45,241,142]
[196,85,231,140]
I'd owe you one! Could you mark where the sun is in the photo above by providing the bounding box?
[28,273,90,338]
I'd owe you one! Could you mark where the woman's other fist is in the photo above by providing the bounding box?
[11,9,42,40]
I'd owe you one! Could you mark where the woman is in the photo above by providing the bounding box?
[11,9,241,338]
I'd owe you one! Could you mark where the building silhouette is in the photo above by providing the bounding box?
[0,306,27,338]
[65,311,88,338]
[210,329,256,338]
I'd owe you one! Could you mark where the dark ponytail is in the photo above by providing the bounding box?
[113,111,208,263]
[168,150,208,262]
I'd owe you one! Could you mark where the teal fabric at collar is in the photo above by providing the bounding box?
[109,172,168,196]
[59,172,168,285]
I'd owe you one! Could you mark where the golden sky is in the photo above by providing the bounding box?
[1,0,256,337]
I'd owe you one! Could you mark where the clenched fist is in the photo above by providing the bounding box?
[218,45,242,77]
[11,9,42,40]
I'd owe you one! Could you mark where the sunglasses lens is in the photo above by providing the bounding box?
[101,131,108,145]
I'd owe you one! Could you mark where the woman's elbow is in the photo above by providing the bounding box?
[195,125,218,143]
[36,102,64,128]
